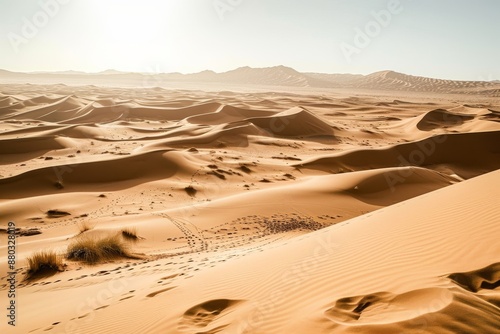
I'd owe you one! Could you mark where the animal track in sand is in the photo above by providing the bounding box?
[158,213,208,252]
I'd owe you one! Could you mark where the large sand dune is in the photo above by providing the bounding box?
[0,83,499,333]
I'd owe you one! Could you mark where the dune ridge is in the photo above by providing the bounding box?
[297,130,500,179]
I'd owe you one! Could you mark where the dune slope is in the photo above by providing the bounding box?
[29,166,499,334]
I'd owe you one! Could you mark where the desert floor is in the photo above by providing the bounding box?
[0,83,499,333]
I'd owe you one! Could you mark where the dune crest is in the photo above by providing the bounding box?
[413,109,475,131]
[247,106,336,137]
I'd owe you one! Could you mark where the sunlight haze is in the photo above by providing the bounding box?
[0,0,499,80]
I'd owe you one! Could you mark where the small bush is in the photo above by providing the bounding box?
[26,250,63,280]
[184,185,197,197]
[67,235,132,264]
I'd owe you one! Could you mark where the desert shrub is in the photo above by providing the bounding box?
[26,250,63,279]
[67,235,132,264]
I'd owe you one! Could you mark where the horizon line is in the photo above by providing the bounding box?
[1,66,499,82]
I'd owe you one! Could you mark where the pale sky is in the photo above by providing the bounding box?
[0,0,499,80]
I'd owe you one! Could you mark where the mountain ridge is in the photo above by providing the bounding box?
[1,66,499,95]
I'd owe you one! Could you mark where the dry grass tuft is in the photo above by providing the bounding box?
[26,250,64,280]
[67,235,134,264]
[121,227,139,240]
[77,221,94,235]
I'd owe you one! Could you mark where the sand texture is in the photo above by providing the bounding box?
[0,82,499,333]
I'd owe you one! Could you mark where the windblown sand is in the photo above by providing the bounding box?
[0,83,499,333]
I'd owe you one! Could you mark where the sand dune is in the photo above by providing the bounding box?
[160,169,500,333]
[0,150,200,198]
[481,109,500,122]
[186,105,274,125]
[246,106,335,137]
[0,96,85,121]
[20,167,497,334]
[0,136,69,155]
[412,109,475,131]
[297,130,500,179]
[0,83,499,334]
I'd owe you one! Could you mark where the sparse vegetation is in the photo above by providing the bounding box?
[46,209,71,218]
[67,235,134,264]
[185,185,197,197]
[238,165,252,173]
[26,250,64,280]
[77,221,94,235]
[1,227,42,236]
[121,227,139,240]
[19,228,42,236]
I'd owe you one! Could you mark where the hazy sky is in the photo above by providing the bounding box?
[0,0,498,80]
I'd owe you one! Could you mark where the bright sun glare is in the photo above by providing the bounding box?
[87,0,189,72]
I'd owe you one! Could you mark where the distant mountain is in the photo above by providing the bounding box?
[0,69,22,75]
[183,69,218,81]
[140,66,338,88]
[97,69,129,75]
[215,65,330,87]
[28,69,127,75]
[1,66,499,95]
[351,70,500,93]
[29,70,89,75]
[305,72,363,85]
[133,66,331,87]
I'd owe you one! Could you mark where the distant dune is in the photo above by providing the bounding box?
[246,106,336,137]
